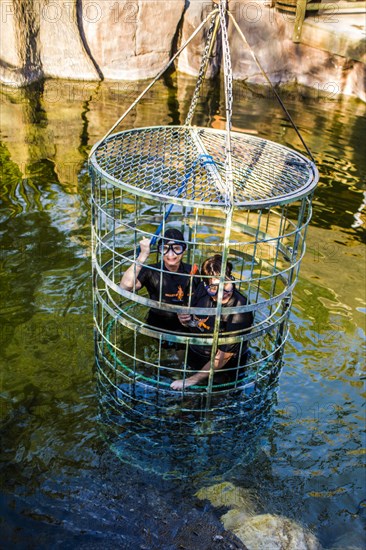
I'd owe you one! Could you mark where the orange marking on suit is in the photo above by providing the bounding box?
[165,285,185,301]
[194,315,210,331]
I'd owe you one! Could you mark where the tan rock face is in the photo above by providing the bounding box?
[177,1,221,79]
[0,0,20,67]
[0,0,365,101]
[176,1,366,101]
[0,0,99,85]
[81,0,185,80]
[0,0,43,85]
[1,0,185,83]
[38,0,99,80]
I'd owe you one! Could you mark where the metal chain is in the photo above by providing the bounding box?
[219,0,234,207]
[185,11,219,126]
[206,0,235,398]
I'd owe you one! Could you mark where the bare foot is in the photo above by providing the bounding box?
[170,379,195,390]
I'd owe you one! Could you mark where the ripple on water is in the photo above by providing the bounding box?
[0,81,365,548]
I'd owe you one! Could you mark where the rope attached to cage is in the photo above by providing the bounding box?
[138,153,216,255]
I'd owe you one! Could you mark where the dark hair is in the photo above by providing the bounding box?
[201,255,233,278]
[157,228,185,248]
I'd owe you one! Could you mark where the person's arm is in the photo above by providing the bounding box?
[170,349,233,390]
[119,237,151,291]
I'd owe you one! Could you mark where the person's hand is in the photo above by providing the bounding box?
[170,378,196,390]
[138,237,151,261]
[178,313,192,326]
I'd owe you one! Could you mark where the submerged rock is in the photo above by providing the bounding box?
[196,481,257,514]
[222,510,322,550]
[196,482,323,550]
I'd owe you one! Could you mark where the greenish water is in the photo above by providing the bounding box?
[0,77,365,549]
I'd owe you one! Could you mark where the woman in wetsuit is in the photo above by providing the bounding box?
[120,228,199,332]
[170,254,253,390]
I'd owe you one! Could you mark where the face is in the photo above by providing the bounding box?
[159,240,185,270]
[206,277,234,304]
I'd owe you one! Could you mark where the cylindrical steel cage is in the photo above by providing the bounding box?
[90,125,318,420]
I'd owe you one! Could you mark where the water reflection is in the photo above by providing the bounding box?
[1,80,365,237]
[0,77,365,548]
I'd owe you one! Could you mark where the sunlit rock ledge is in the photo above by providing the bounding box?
[196,482,323,550]
[0,0,365,101]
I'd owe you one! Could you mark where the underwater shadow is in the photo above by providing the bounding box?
[96,358,282,481]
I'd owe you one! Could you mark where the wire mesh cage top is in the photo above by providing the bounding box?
[90,126,318,209]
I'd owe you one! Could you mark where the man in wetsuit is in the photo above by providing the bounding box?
[120,228,199,332]
[170,254,254,390]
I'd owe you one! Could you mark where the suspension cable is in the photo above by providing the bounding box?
[228,11,315,162]
[91,8,219,154]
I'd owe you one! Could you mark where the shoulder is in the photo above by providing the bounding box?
[193,282,209,304]
[226,289,249,307]
[231,290,253,324]
[232,289,248,305]
[138,262,160,282]
[180,262,193,274]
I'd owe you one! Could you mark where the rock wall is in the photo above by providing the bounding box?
[81,0,185,80]
[0,0,365,101]
[222,5,366,101]
[0,0,185,84]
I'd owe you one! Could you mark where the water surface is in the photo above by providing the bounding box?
[0,77,365,548]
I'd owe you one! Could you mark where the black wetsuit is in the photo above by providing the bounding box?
[137,261,200,332]
[186,282,254,383]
